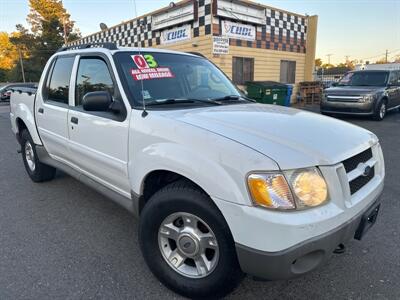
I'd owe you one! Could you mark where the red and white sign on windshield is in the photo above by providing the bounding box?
[131,54,175,80]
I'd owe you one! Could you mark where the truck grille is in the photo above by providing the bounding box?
[327,95,361,102]
[349,167,375,194]
[343,148,373,173]
[342,148,374,195]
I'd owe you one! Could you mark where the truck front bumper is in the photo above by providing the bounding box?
[235,200,381,280]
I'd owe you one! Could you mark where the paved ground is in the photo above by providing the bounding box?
[0,102,399,299]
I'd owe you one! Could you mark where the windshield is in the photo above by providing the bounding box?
[0,86,10,92]
[338,71,389,87]
[114,52,241,107]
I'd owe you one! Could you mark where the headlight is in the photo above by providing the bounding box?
[247,168,329,210]
[360,94,374,102]
[285,168,328,209]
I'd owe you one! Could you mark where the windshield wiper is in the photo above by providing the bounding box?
[211,95,256,102]
[146,98,221,106]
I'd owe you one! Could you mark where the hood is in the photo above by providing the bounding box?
[325,86,384,96]
[161,104,377,169]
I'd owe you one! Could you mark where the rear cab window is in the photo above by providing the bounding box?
[45,56,75,104]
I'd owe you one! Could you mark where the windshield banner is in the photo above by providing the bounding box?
[131,67,175,81]
[161,24,191,45]
[221,20,255,41]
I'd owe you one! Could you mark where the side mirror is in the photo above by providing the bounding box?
[82,91,112,112]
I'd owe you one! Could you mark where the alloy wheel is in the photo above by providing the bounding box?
[158,212,219,278]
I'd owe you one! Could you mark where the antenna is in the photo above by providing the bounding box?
[133,0,148,117]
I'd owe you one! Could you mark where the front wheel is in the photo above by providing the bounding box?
[139,180,244,299]
[373,100,387,121]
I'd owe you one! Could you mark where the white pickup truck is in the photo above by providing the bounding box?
[10,44,384,298]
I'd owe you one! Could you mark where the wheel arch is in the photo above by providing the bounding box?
[15,117,28,144]
[13,103,42,145]
[138,169,210,216]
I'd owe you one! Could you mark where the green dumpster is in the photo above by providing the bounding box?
[246,81,288,105]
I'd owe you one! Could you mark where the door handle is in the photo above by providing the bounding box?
[38,108,44,114]
[71,117,79,124]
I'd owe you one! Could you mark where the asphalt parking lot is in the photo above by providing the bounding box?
[0,102,399,299]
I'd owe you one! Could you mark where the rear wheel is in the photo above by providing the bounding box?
[20,129,56,182]
[139,180,244,298]
[373,100,387,121]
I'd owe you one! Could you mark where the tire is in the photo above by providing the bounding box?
[139,180,244,299]
[20,129,56,182]
[373,99,387,121]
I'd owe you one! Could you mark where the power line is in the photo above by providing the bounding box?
[361,48,400,61]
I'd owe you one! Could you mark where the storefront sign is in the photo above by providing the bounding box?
[217,0,266,25]
[152,3,194,30]
[213,36,229,55]
[161,25,191,45]
[221,20,255,41]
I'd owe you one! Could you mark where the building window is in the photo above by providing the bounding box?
[280,60,296,84]
[232,57,254,85]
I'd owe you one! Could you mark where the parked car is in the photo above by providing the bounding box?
[321,70,400,120]
[0,83,37,102]
[10,44,384,298]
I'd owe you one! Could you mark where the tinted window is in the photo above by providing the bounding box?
[48,57,74,104]
[280,60,296,84]
[75,57,114,106]
[232,57,254,85]
[389,71,400,86]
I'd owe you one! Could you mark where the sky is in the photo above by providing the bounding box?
[1,0,399,64]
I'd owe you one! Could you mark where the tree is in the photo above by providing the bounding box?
[315,58,322,68]
[375,58,387,64]
[321,63,334,69]
[0,68,7,81]
[8,25,38,82]
[336,60,356,70]
[0,1,81,82]
[27,0,80,44]
[393,55,400,63]
[0,32,19,70]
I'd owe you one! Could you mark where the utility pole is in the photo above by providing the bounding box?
[344,55,350,67]
[18,47,26,83]
[326,54,333,65]
[62,16,68,44]
[385,49,389,63]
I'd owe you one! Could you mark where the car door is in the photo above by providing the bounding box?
[35,55,75,162]
[67,54,131,196]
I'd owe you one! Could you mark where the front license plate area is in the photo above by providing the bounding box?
[354,203,380,240]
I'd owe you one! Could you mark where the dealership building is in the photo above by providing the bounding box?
[69,0,318,101]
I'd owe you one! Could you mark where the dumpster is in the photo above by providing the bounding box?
[246,81,288,106]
